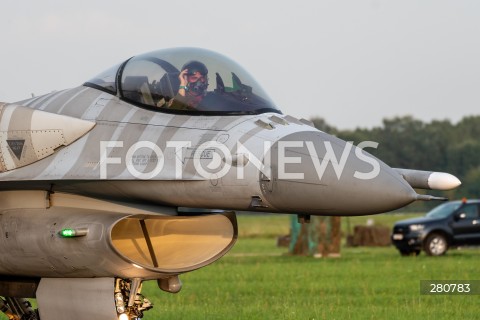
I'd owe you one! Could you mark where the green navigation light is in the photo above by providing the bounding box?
[58,228,88,238]
[59,229,76,237]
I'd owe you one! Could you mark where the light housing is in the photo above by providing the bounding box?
[58,228,89,238]
[118,313,129,320]
[409,224,425,232]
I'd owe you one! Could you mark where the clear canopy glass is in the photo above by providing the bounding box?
[86,48,280,115]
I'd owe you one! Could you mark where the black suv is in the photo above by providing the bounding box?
[391,199,480,256]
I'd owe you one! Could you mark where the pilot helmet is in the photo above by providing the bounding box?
[182,61,208,95]
[182,61,208,76]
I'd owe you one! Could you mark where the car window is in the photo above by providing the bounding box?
[458,204,479,219]
[426,202,461,219]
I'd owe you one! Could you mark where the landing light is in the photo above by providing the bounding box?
[118,313,129,320]
[409,224,424,232]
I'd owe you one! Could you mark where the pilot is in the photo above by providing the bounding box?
[167,61,208,110]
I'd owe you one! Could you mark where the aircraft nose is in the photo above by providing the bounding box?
[260,131,417,215]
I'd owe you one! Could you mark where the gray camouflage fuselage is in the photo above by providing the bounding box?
[0,86,418,215]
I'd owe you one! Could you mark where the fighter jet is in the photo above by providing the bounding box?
[0,48,460,320]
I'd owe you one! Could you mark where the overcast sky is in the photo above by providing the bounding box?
[1,0,479,129]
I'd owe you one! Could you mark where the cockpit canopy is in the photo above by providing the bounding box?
[85,48,280,115]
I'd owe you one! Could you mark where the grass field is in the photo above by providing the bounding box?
[140,213,480,320]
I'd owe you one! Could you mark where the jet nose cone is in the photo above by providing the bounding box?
[260,131,417,215]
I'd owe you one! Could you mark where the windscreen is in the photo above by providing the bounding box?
[85,63,120,94]
[426,202,461,219]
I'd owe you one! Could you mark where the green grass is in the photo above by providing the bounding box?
[139,213,479,320]
[236,212,423,239]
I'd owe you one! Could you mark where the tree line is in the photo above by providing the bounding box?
[310,115,480,212]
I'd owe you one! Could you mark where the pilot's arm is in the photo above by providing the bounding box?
[161,69,197,110]
[177,69,189,97]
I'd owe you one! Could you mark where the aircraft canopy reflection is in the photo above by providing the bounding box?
[85,48,281,115]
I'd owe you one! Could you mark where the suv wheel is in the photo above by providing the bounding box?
[424,233,448,256]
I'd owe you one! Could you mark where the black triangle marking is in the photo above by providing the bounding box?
[7,139,25,160]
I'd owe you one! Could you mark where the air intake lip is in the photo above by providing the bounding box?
[110,212,237,274]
